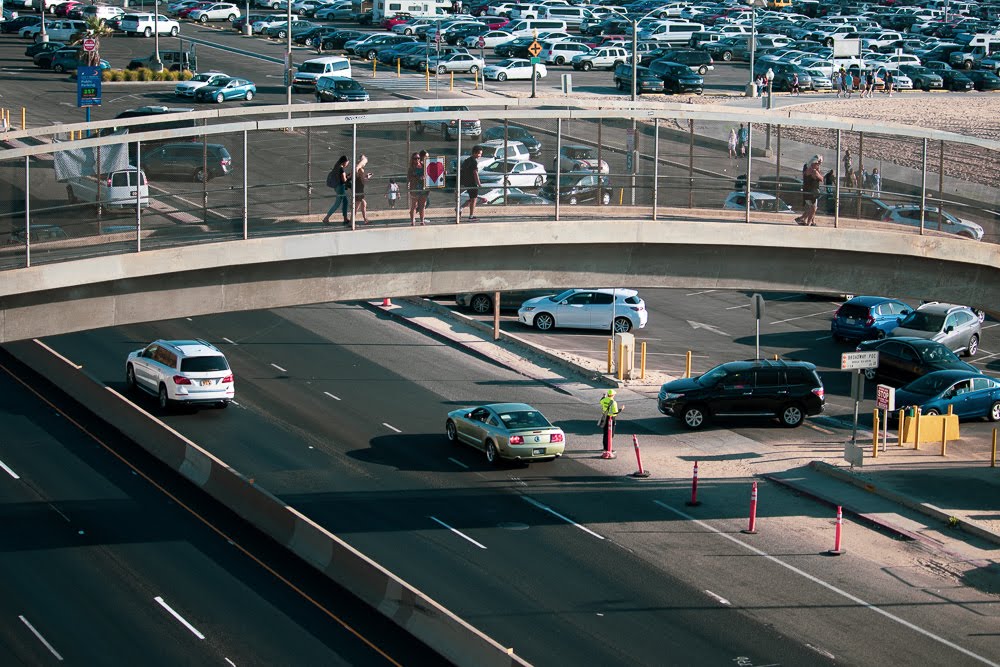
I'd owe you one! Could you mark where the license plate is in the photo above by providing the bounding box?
[533,448,546,455]
[200,379,214,386]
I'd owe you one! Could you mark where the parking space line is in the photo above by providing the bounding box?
[447,457,469,469]
[770,309,837,325]
[429,516,486,549]
[686,290,717,296]
[323,391,341,401]
[0,459,20,479]
[270,363,287,372]
[19,616,62,661]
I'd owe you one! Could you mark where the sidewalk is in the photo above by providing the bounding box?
[368,296,1000,563]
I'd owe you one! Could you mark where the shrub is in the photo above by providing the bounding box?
[135,67,152,81]
[122,68,138,82]
[101,70,113,82]
[179,69,194,81]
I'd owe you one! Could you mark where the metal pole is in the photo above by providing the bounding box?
[555,118,562,221]
[834,129,842,228]
[306,124,312,215]
[24,155,30,268]
[597,118,603,207]
[856,131,864,219]
[938,139,945,230]
[688,119,694,208]
[455,126,462,223]
[775,125,781,188]
[747,4,756,96]
[242,129,248,240]
[135,141,142,253]
[351,123,357,229]
[920,137,928,235]
[286,0,293,111]
[631,19,638,101]
[503,118,509,203]
[744,123,752,223]
[630,117,637,206]
[152,0,162,71]
[202,129,208,222]
[652,118,659,220]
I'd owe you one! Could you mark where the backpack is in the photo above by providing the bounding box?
[326,167,340,188]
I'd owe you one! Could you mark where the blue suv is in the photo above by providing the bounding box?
[831,296,912,342]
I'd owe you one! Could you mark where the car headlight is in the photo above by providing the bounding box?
[521,306,536,312]
[664,392,685,400]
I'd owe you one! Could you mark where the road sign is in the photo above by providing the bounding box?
[875,384,896,411]
[841,350,879,370]
[527,40,541,57]
[82,37,97,52]
[530,56,540,64]
[76,65,102,108]
[477,36,485,49]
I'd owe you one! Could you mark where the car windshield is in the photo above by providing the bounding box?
[498,410,552,429]
[903,373,959,396]
[568,147,596,159]
[900,311,945,332]
[756,198,786,212]
[298,62,328,73]
[496,59,516,67]
[916,344,961,363]
[191,74,214,82]
[180,355,230,372]
[698,364,731,386]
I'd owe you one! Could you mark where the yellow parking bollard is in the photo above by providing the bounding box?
[872,408,879,458]
[372,59,376,77]
[22,106,26,131]
[607,338,613,374]
[397,59,400,77]
[474,68,479,89]
[640,341,646,380]
[913,407,922,450]
[940,417,948,456]
[993,429,997,467]
[425,64,430,91]
[685,350,692,378]
[898,409,905,446]
[450,71,454,91]
[617,339,625,381]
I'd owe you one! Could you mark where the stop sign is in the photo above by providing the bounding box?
[477,36,485,49]
[82,37,97,52]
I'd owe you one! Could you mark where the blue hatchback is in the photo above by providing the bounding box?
[831,296,912,342]
[894,370,1000,422]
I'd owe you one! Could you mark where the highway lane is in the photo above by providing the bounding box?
[35,303,1000,666]
[0,349,447,666]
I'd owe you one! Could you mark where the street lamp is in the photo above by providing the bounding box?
[765,67,774,109]
[745,0,766,97]
[39,2,48,43]
[152,0,163,72]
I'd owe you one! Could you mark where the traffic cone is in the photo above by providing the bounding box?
[381,298,392,307]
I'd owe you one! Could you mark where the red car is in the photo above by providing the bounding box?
[380,12,413,29]
[178,1,213,18]
[483,17,508,30]
[53,1,83,17]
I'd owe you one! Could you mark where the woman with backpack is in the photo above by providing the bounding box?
[322,155,351,226]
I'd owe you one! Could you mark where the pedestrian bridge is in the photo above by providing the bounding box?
[0,98,997,342]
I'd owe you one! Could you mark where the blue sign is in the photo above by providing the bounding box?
[77,66,102,107]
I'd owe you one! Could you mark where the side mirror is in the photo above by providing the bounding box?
[900,310,910,316]
[945,325,954,333]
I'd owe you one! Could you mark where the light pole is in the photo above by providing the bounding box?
[152,0,163,72]
[39,3,48,43]
[745,0,766,97]
[764,67,774,151]
[286,0,293,107]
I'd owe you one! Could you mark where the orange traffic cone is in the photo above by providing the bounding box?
[381,298,392,307]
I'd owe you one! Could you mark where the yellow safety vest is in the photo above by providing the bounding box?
[600,396,619,417]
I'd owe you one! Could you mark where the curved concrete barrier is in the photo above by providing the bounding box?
[6,338,531,667]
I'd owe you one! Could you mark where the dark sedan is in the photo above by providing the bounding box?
[894,371,1000,421]
[614,64,666,94]
[856,336,979,386]
[963,69,1000,91]
[649,60,704,94]
[923,61,975,91]
[539,172,612,205]
[481,125,542,157]
[320,29,365,51]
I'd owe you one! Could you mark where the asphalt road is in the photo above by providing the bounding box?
[0,348,447,666]
[26,301,1000,666]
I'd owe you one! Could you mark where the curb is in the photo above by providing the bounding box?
[808,460,1000,548]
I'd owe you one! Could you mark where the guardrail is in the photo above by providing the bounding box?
[2,97,997,270]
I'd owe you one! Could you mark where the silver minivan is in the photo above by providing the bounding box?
[67,167,150,209]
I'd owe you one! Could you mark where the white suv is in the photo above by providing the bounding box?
[120,13,181,37]
[571,46,629,71]
[449,139,531,174]
[126,339,235,409]
[188,2,241,22]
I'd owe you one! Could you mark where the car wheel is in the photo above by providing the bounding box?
[875,329,886,339]
[404,27,413,35]
[722,50,732,62]
[568,195,578,205]
[446,419,459,443]
[193,167,207,182]
[990,401,1000,422]
[682,405,707,429]
[53,63,65,73]
[200,14,208,23]
[278,30,286,38]
[780,403,804,427]
[144,27,152,37]
[698,65,707,75]
[863,367,877,381]
[158,384,171,410]
[922,86,930,92]
[613,316,632,333]
[601,191,610,205]
[437,65,447,74]
[227,13,236,21]
[216,92,225,103]
[218,401,229,409]
[582,61,592,71]
[534,312,555,331]
[125,365,137,391]
[924,408,940,416]
[367,50,377,60]
[967,334,979,356]
[245,90,253,101]
[485,440,499,465]
[470,64,479,74]
[497,71,507,81]
[555,55,565,65]
[470,294,493,313]
[170,26,179,36]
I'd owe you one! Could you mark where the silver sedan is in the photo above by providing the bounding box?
[446,403,565,465]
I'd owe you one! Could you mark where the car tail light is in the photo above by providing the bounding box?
[221,374,233,383]
[630,306,644,311]
[172,375,192,385]
[221,157,231,167]
[550,433,564,443]
[509,435,524,444]
[106,177,113,187]
[865,315,875,326]
[812,387,825,400]
[834,306,843,317]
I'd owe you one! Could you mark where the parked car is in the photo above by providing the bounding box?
[722,191,794,214]
[881,204,984,240]
[889,302,982,356]
[648,59,704,94]
[449,139,531,175]
[141,142,232,182]
[464,29,515,49]
[831,296,912,342]
[613,63,666,94]
[857,337,979,384]
[517,288,647,333]
[412,104,481,140]
[119,13,181,37]
[898,64,944,90]
[481,125,541,157]
[188,2,240,22]
[478,159,548,188]
[314,75,368,103]
[456,289,557,313]
[652,47,714,74]
[193,76,256,102]
[893,371,1000,421]
[126,339,234,409]
[428,52,484,74]
[571,45,629,71]
[554,144,609,174]
[657,359,825,429]
[539,172,611,205]
[483,57,546,80]
[445,403,565,465]
[24,40,65,59]
[174,71,229,97]
[962,69,1000,91]
[9,224,68,244]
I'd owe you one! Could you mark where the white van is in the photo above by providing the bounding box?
[541,5,592,27]
[505,18,567,37]
[292,56,352,92]
[67,167,149,210]
[638,20,704,44]
[373,0,449,21]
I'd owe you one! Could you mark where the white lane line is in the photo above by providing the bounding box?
[47,503,70,523]
[971,351,1000,363]
[270,363,287,372]
[448,457,469,469]
[323,391,341,401]
[686,289,717,296]
[704,589,731,606]
[222,337,237,345]
[770,309,837,325]
[19,615,63,661]
[225,658,237,666]
[725,295,800,310]
[807,644,836,660]
[725,304,751,310]
[815,335,833,341]
[383,423,402,433]
[0,459,20,479]
[982,323,1000,329]
[429,516,487,549]
[522,496,605,540]
[653,501,1000,667]
[31,339,82,370]
[154,596,206,640]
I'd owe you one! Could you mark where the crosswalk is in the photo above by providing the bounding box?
[361,73,482,92]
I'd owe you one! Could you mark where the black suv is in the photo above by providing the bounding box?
[658,359,825,429]
[141,143,232,182]
[651,48,714,75]
[540,172,611,205]
[613,63,665,94]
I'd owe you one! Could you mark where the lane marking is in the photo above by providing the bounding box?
[807,644,836,660]
[726,303,751,310]
[30,339,81,370]
[804,421,835,435]
[653,501,1000,667]
[982,323,999,329]
[154,596,206,640]
[270,363,287,372]
[429,516,487,549]
[704,589,731,606]
[815,335,833,341]
[222,337,237,345]
[447,457,469,469]
[19,615,63,661]
[770,309,837,325]
[686,289,717,296]
[225,658,237,666]
[382,423,401,433]
[323,391,341,401]
[0,458,20,479]
[522,496,605,540]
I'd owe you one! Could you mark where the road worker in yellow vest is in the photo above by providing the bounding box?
[599,389,623,451]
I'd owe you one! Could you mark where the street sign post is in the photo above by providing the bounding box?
[875,383,895,454]
[527,40,541,97]
[841,350,879,447]
[76,65,102,108]
[751,293,764,359]
[82,37,97,52]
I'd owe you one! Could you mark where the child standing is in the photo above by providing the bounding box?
[386,179,400,209]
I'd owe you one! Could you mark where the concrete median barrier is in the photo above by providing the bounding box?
[5,338,531,667]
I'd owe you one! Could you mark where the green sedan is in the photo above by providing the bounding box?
[446,403,565,465]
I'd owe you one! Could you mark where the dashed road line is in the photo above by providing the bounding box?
[770,309,837,325]
[154,596,205,640]
[704,589,731,606]
[448,457,469,469]
[0,459,20,479]
[323,391,341,401]
[382,422,401,433]
[522,495,604,540]
[429,516,487,549]
[19,615,63,661]
[270,363,287,372]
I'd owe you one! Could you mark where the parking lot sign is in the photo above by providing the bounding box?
[841,350,879,370]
